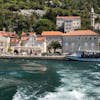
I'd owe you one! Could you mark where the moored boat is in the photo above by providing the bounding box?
[67,51,100,62]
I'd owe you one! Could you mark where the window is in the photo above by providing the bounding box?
[65,43,68,46]
[90,37,92,40]
[94,37,96,40]
[78,37,80,40]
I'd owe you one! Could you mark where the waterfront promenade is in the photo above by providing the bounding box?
[0,54,66,60]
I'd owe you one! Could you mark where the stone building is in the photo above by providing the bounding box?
[36,36,45,53]
[16,32,45,55]
[62,30,99,53]
[15,32,37,55]
[0,36,10,53]
[22,32,36,47]
[0,31,16,53]
[42,31,63,52]
[56,16,81,32]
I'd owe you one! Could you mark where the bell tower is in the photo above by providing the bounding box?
[90,7,95,28]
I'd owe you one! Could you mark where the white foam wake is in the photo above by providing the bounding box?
[38,69,85,100]
[12,86,37,100]
[38,89,85,100]
[12,87,30,100]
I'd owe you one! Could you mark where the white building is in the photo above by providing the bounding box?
[15,32,45,55]
[62,30,99,53]
[56,16,81,32]
[94,23,100,30]
[0,31,17,53]
[23,32,36,47]
[36,36,45,53]
[42,31,63,53]
[16,32,37,54]
[0,36,10,53]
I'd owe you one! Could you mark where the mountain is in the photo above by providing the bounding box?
[0,0,99,34]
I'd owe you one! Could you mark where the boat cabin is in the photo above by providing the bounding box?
[80,51,100,58]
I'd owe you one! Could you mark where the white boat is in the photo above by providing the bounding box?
[67,51,100,62]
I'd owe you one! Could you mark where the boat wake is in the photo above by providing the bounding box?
[12,85,85,100]
[38,89,85,100]
[38,70,86,100]
[12,85,39,100]
[12,69,87,100]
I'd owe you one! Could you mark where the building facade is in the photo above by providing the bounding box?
[16,32,37,55]
[94,23,100,30]
[0,36,10,53]
[0,31,17,54]
[56,16,81,32]
[62,30,99,53]
[15,32,45,55]
[36,36,45,53]
[23,32,36,47]
[42,31,63,52]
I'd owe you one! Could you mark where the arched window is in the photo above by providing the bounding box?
[65,43,68,46]
[91,43,95,50]
[71,42,75,51]
[84,42,88,50]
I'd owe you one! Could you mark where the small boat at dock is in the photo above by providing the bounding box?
[67,50,100,62]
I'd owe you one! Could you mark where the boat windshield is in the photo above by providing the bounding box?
[71,51,83,57]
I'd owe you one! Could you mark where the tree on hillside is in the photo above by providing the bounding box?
[48,41,62,53]
[0,0,99,34]
[34,19,56,34]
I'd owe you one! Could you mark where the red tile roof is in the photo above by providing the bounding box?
[36,36,45,41]
[56,16,80,19]
[0,31,16,37]
[21,32,26,36]
[10,38,19,43]
[21,32,36,36]
[29,32,36,36]
[42,31,63,36]
[21,36,29,41]
[63,30,99,36]
[21,32,36,41]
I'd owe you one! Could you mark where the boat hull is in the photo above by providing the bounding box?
[67,56,100,62]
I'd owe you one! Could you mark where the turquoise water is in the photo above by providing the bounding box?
[0,59,100,100]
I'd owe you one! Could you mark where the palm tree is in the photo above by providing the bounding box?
[47,45,51,53]
[48,41,62,53]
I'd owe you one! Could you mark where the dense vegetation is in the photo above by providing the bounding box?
[0,0,100,34]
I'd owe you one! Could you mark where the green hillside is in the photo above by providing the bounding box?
[0,0,100,34]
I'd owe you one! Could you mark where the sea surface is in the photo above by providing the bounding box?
[0,59,100,100]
